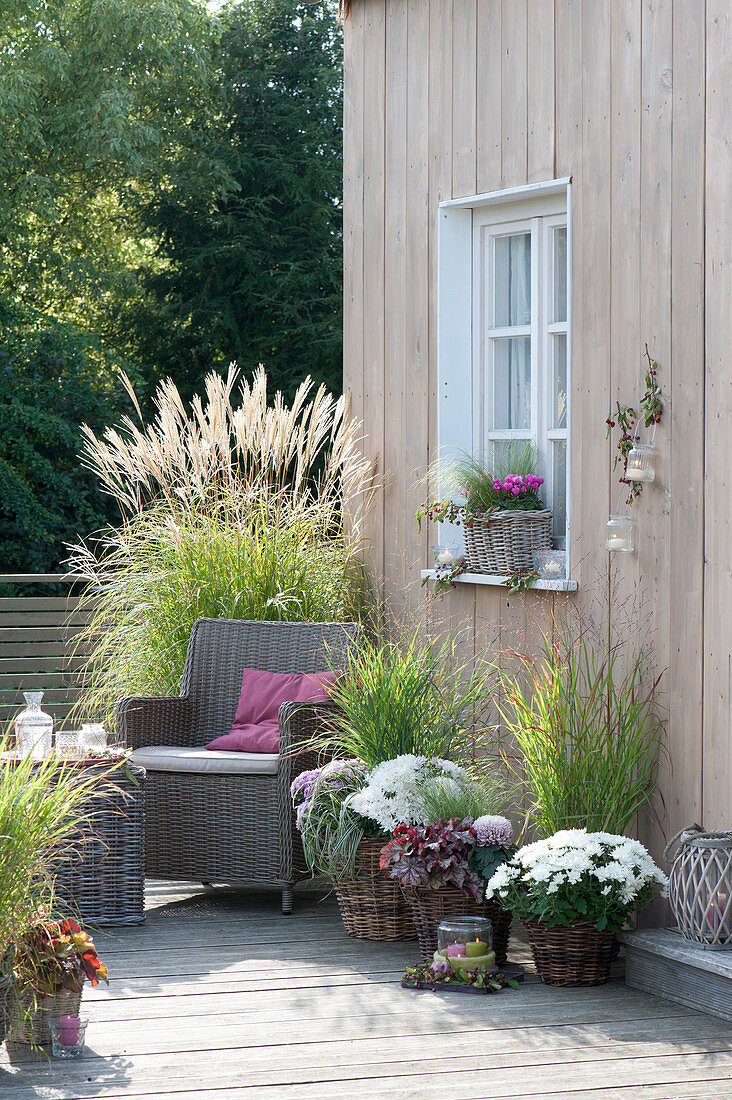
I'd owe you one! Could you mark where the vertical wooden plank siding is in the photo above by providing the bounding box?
[577,0,611,606]
[404,0,431,596]
[500,0,528,188]
[342,0,730,858]
[527,0,555,182]
[703,1,732,827]
[383,0,409,604]
[343,0,366,495]
[668,0,706,831]
[608,0,642,654]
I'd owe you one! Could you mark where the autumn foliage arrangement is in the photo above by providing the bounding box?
[12,917,109,998]
[380,818,484,898]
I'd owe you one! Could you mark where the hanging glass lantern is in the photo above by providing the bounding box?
[626,442,656,483]
[606,514,635,553]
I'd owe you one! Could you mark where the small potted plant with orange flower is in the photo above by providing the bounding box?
[9,914,108,1046]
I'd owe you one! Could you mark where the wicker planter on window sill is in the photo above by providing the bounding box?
[401,885,512,966]
[464,509,552,575]
[523,920,616,986]
[333,837,416,942]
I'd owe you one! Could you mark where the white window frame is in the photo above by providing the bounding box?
[436,178,573,582]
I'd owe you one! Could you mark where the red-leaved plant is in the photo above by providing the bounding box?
[380,818,483,898]
[13,916,109,997]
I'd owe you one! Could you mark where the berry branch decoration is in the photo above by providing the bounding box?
[605,346,663,506]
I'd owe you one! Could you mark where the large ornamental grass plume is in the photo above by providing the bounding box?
[68,367,377,722]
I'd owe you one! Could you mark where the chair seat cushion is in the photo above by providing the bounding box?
[206,667,335,753]
[131,745,279,776]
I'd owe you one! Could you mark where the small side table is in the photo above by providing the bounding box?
[54,758,146,926]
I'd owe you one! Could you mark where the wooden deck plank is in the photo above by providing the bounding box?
[2,883,729,1099]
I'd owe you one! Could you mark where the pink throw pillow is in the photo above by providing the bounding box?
[205,667,335,754]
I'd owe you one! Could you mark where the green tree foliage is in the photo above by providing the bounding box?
[132,0,344,400]
[0,301,129,573]
[0,0,228,324]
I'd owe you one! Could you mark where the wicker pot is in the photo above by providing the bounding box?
[464,510,552,575]
[665,826,732,948]
[402,886,512,965]
[523,920,616,986]
[333,838,416,941]
[9,986,83,1046]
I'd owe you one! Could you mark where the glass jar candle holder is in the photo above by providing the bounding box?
[56,729,82,757]
[606,515,635,553]
[51,1016,88,1059]
[626,443,656,483]
[81,723,108,754]
[431,544,465,569]
[437,917,495,970]
[533,548,566,580]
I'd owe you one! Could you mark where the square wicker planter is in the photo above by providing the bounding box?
[464,510,552,575]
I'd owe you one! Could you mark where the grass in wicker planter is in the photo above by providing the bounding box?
[523,920,616,987]
[334,838,416,941]
[9,987,83,1047]
[402,886,512,965]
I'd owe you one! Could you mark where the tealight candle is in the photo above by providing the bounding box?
[607,537,626,550]
[464,940,488,957]
[438,549,457,565]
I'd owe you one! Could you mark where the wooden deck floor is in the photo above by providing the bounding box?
[2,881,732,1099]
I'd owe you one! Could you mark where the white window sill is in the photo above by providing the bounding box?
[420,570,578,593]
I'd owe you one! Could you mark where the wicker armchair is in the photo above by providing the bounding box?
[116,618,359,913]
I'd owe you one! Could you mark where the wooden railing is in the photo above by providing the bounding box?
[0,575,93,730]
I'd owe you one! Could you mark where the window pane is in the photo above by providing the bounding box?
[553,226,567,323]
[494,233,531,326]
[493,337,531,429]
[552,439,567,543]
[552,333,567,428]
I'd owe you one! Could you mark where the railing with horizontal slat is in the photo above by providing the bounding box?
[0,575,93,731]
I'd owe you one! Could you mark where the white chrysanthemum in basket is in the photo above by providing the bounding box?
[485,829,668,932]
[348,754,468,833]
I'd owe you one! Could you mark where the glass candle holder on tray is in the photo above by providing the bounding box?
[56,729,82,757]
[436,917,495,971]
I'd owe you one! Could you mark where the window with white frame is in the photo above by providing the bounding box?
[438,180,571,567]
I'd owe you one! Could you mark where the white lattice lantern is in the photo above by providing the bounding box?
[665,827,732,948]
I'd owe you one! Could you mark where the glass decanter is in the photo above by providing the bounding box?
[15,691,53,760]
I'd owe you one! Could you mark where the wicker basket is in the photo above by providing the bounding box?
[9,987,83,1046]
[402,886,512,965]
[0,973,11,1044]
[333,838,416,941]
[665,825,732,948]
[464,510,552,575]
[523,920,616,986]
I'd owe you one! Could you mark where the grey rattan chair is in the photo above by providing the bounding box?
[116,618,359,913]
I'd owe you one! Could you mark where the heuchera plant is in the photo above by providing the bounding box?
[380,818,484,898]
[13,917,109,996]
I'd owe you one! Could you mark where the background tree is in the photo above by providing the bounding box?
[132,0,344,401]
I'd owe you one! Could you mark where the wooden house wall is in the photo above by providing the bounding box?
[343,0,731,850]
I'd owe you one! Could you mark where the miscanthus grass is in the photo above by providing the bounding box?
[67,367,378,722]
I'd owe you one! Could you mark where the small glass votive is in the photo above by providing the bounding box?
[431,544,465,569]
[81,723,107,754]
[51,1016,88,1058]
[533,549,566,580]
[606,514,635,553]
[626,443,656,483]
[55,729,81,757]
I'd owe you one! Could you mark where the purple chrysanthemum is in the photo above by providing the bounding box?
[473,815,513,846]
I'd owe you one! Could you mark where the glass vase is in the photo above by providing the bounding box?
[14,691,53,760]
